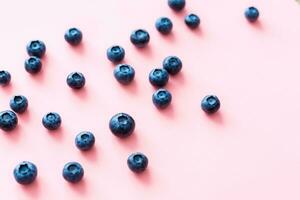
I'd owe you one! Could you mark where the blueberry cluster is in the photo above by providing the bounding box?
[1,0,261,185]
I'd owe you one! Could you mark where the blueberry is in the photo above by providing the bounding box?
[9,95,28,114]
[130,29,150,48]
[163,56,182,75]
[185,14,200,29]
[152,89,172,109]
[168,0,185,11]
[113,64,135,85]
[245,7,259,22]
[149,68,169,87]
[107,45,125,63]
[0,70,11,86]
[42,112,61,130]
[13,161,37,185]
[64,28,83,46]
[109,113,135,138]
[62,162,84,183]
[26,40,46,58]
[66,72,85,89]
[155,17,173,34]
[201,95,221,114]
[127,152,148,173]
[24,56,42,74]
[0,110,18,131]
[75,131,95,151]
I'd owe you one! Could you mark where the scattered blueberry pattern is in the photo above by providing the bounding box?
[0,0,261,185]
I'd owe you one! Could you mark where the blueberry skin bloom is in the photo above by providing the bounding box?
[109,113,135,138]
[245,7,259,22]
[75,131,95,151]
[107,45,125,63]
[67,72,86,89]
[64,28,83,46]
[130,29,150,48]
[127,152,148,173]
[114,64,135,85]
[149,68,169,87]
[201,95,221,114]
[152,89,172,109]
[26,40,46,58]
[42,112,61,130]
[62,162,84,183]
[0,110,18,131]
[9,95,28,114]
[168,0,185,11]
[13,161,37,185]
[0,70,11,86]
[163,56,182,75]
[24,56,42,74]
[185,14,200,29]
[155,17,173,34]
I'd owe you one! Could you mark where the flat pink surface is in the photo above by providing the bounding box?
[1,0,300,199]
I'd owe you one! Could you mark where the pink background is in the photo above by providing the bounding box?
[0,0,300,199]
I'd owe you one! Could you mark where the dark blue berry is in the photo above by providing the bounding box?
[149,68,169,87]
[168,0,185,11]
[155,17,173,34]
[152,89,172,109]
[66,72,85,89]
[62,162,84,183]
[185,14,200,29]
[109,113,135,138]
[0,110,18,131]
[24,56,42,74]
[75,131,95,151]
[163,56,182,75]
[107,45,125,63]
[64,28,83,46]
[0,70,11,86]
[113,64,135,85]
[130,29,150,48]
[42,112,61,130]
[201,95,221,114]
[9,95,28,114]
[127,152,148,173]
[26,40,46,58]
[13,161,37,185]
[245,7,259,22]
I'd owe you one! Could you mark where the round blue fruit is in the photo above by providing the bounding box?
[13,161,38,185]
[201,95,221,114]
[64,28,83,46]
[155,17,173,34]
[109,113,135,138]
[185,13,200,29]
[75,131,95,151]
[66,72,86,89]
[42,112,61,130]
[152,89,172,109]
[107,45,125,63]
[9,95,28,114]
[163,56,182,75]
[127,152,148,173]
[113,64,135,85]
[149,68,169,87]
[25,56,42,74]
[168,0,186,11]
[0,110,18,131]
[245,7,259,22]
[130,29,150,48]
[26,40,46,58]
[0,70,11,86]
[62,162,84,183]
